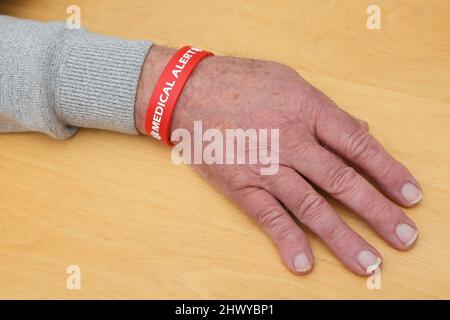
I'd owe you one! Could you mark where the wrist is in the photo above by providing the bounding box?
[135,45,216,139]
[135,45,176,135]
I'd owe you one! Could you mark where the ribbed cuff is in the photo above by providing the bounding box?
[55,29,152,135]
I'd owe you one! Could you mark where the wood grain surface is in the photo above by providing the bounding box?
[0,0,449,299]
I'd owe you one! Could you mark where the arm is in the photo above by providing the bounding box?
[0,15,151,138]
[1,16,422,276]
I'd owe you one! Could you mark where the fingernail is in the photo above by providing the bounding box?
[358,250,381,274]
[401,183,422,204]
[294,252,312,273]
[396,223,418,247]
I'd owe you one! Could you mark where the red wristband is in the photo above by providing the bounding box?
[144,46,214,145]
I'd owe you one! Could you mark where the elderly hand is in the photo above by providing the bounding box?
[136,46,422,276]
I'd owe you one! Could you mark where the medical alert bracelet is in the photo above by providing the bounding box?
[144,46,214,145]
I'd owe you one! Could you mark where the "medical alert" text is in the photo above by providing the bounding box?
[151,47,203,140]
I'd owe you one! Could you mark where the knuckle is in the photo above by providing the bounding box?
[360,119,369,131]
[363,198,394,226]
[307,90,339,123]
[256,206,298,243]
[377,161,396,180]
[304,88,330,117]
[256,205,285,231]
[326,165,358,197]
[302,85,322,103]
[326,227,355,251]
[345,128,379,161]
[227,168,262,194]
[376,158,406,183]
[273,226,299,243]
[294,192,328,223]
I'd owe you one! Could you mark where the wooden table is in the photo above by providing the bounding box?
[1,0,449,299]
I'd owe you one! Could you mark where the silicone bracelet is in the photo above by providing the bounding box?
[144,46,214,145]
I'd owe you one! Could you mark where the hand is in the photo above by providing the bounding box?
[135,46,422,276]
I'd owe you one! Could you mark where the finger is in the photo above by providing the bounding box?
[290,142,418,250]
[237,187,314,274]
[266,166,382,276]
[315,99,422,207]
[356,118,369,131]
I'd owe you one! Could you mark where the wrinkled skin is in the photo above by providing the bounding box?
[136,46,422,276]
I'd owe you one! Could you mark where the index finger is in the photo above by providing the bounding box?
[314,96,422,207]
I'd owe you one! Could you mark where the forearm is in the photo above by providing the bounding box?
[0,16,199,139]
[134,46,176,135]
[0,15,152,138]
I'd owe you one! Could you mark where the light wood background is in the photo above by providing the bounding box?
[0,0,449,299]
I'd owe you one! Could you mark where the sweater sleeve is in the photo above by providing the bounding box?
[0,15,152,139]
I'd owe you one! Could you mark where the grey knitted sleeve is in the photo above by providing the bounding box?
[0,15,152,139]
